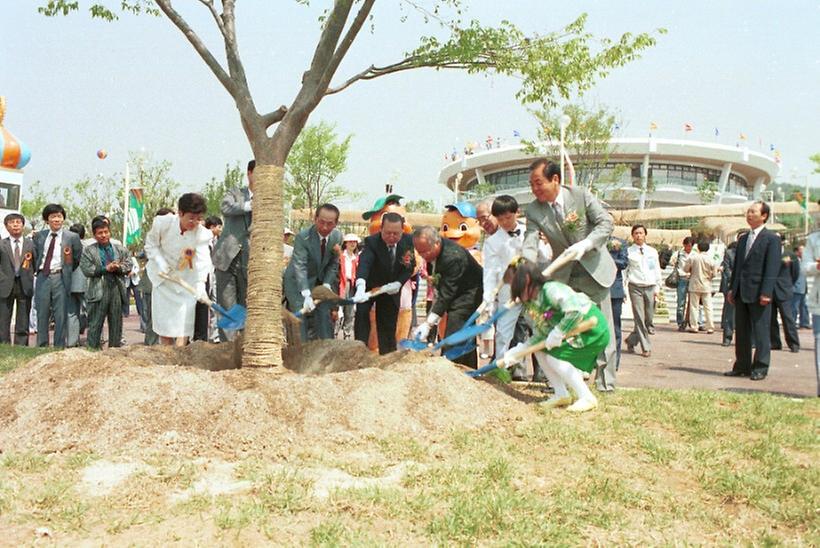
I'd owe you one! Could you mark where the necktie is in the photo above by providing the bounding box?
[639,246,644,255]
[389,245,396,265]
[552,202,564,225]
[42,233,57,276]
[507,229,521,237]
[13,239,21,272]
[320,237,327,259]
[745,232,755,257]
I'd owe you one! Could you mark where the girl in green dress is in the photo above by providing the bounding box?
[504,259,609,412]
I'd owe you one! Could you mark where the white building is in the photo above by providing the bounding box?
[439,138,779,209]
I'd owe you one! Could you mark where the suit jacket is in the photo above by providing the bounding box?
[356,233,416,305]
[213,186,252,271]
[608,238,628,300]
[0,236,35,298]
[80,242,133,304]
[772,251,799,302]
[793,257,807,294]
[430,238,483,317]
[283,226,343,310]
[522,185,616,293]
[730,227,781,304]
[719,247,736,294]
[33,228,83,290]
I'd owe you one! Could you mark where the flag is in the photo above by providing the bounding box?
[683,122,694,132]
[614,123,621,131]
[714,128,719,136]
[739,132,747,140]
[512,129,521,138]
[126,188,144,245]
[649,122,658,130]
[769,144,775,151]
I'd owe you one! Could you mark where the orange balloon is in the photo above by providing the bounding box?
[97,149,107,159]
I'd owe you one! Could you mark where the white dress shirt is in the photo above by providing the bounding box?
[626,243,662,288]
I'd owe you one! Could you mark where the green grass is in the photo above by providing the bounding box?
[0,345,55,375]
[0,389,815,545]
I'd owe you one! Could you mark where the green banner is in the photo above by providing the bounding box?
[126,188,144,245]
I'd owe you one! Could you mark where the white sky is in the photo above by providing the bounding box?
[2,1,819,208]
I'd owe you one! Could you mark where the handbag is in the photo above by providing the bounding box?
[664,251,680,288]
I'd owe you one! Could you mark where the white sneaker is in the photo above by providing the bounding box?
[566,397,598,413]
[539,395,574,409]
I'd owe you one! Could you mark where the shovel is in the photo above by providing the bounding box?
[159,272,246,331]
[296,281,402,318]
[465,316,598,379]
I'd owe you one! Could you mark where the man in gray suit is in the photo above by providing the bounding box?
[33,203,84,348]
[283,203,343,341]
[0,213,35,345]
[522,158,618,391]
[213,159,254,340]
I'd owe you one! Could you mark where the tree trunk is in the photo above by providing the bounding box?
[242,163,285,367]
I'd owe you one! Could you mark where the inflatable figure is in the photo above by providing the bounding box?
[0,98,31,170]
[440,201,482,262]
[363,194,413,236]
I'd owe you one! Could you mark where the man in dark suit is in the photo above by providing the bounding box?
[0,213,35,345]
[353,212,416,354]
[607,236,628,370]
[283,203,343,341]
[412,226,483,368]
[33,203,84,348]
[770,233,800,352]
[726,202,781,380]
[213,159,253,341]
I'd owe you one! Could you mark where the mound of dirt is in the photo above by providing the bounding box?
[0,341,534,458]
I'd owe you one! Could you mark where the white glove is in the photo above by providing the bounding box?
[352,279,369,303]
[323,283,332,291]
[153,256,171,275]
[195,283,209,303]
[412,322,431,341]
[381,281,402,295]
[243,200,252,212]
[501,342,528,368]
[545,327,564,349]
[566,239,593,261]
[301,289,315,313]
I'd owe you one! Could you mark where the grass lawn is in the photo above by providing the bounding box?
[0,351,817,545]
[0,345,57,375]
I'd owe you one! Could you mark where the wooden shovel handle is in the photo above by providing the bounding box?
[496,316,598,368]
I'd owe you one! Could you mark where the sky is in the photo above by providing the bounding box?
[1,0,819,209]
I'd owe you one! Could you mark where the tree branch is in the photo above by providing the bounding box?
[316,0,376,93]
[261,106,288,128]
[196,0,227,39]
[154,0,236,97]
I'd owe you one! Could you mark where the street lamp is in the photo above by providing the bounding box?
[559,114,572,184]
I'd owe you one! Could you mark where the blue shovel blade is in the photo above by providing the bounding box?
[437,306,513,348]
[399,337,429,351]
[443,340,476,361]
[465,361,500,378]
[213,303,247,330]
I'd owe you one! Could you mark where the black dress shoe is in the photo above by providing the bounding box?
[750,371,767,381]
[789,347,800,353]
[724,370,749,377]
[771,345,782,351]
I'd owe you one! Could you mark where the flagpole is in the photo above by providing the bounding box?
[124,163,130,243]
[806,174,810,236]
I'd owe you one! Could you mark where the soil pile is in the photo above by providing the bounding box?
[0,341,534,458]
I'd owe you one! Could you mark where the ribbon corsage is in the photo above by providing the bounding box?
[63,246,72,264]
[22,252,32,270]
[178,248,195,270]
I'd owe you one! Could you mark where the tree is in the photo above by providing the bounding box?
[405,199,437,214]
[202,162,244,218]
[696,179,718,204]
[285,121,354,212]
[522,103,625,194]
[20,180,50,229]
[41,1,661,367]
[811,153,820,174]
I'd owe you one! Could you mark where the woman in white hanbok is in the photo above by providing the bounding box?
[145,193,212,346]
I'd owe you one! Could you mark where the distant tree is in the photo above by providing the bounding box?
[811,153,820,174]
[285,122,356,212]
[523,103,625,194]
[203,162,244,218]
[20,180,50,230]
[405,199,437,213]
[696,179,718,204]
